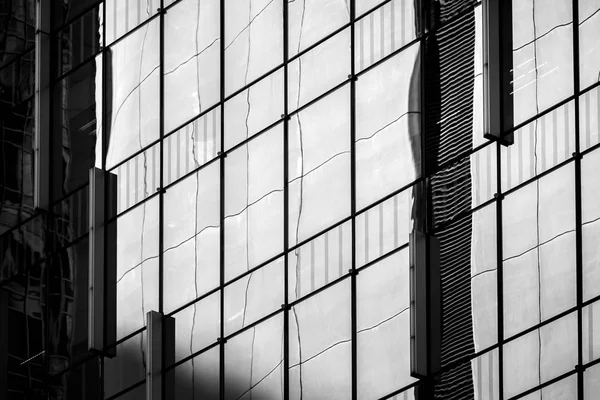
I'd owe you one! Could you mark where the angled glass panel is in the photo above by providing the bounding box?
[164,107,221,186]
[224,257,284,336]
[164,162,220,313]
[224,0,283,96]
[355,188,411,268]
[289,280,351,400]
[503,312,577,399]
[288,221,352,303]
[224,68,284,151]
[356,43,419,209]
[357,248,414,399]
[172,291,220,364]
[579,0,600,90]
[225,124,284,281]
[579,86,600,152]
[355,0,417,72]
[104,330,147,399]
[501,100,575,192]
[164,0,221,134]
[511,0,573,125]
[114,197,160,339]
[105,0,159,44]
[288,0,349,58]
[288,28,350,113]
[225,314,284,400]
[502,164,576,338]
[105,17,160,169]
[288,86,351,246]
[173,346,220,399]
[582,148,600,301]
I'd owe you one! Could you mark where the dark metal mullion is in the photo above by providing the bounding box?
[572,0,584,398]
[349,0,358,397]
[282,0,290,398]
[219,0,226,398]
[100,0,108,396]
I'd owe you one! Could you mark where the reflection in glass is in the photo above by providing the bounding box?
[582,149,600,301]
[225,314,284,400]
[356,43,419,209]
[289,280,351,400]
[288,221,351,303]
[583,301,600,365]
[104,330,147,398]
[225,0,283,96]
[288,86,351,246]
[579,86,600,152]
[225,125,284,281]
[578,0,600,90]
[115,197,160,339]
[502,165,576,338]
[224,257,284,336]
[164,0,220,134]
[357,249,414,399]
[173,346,220,399]
[503,312,577,398]
[164,162,220,313]
[105,0,159,44]
[470,350,499,400]
[518,375,576,400]
[105,18,160,169]
[511,0,573,125]
[585,363,600,399]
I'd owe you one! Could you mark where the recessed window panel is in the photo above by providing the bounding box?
[288,221,352,303]
[105,18,160,169]
[114,197,160,340]
[225,124,284,281]
[288,28,350,113]
[288,0,349,58]
[225,314,284,400]
[224,257,284,336]
[356,44,420,209]
[511,0,574,125]
[164,0,220,134]
[288,86,351,246]
[164,162,220,313]
[289,280,351,400]
[224,0,283,96]
[357,249,414,400]
[582,148,600,301]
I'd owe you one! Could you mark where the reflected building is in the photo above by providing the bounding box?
[1,0,600,399]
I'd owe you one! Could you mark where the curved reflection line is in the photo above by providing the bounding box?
[163,37,220,77]
[580,7,600,26]
[288,150,350,185]
[234,358,283,400]
[288,337,351,369]
[512,21,571,52]
[356,306,410,334]
[224,188,283,219]
[355,111,419,144]
[224,0,277,50]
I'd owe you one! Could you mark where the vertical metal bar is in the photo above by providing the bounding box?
[350,0,358,398]
[147,311,175,400]
[220,0,226,398]
[283,0,290,398]
[496,143,504,400]
[572,0,583,398]
[101,1,107,395]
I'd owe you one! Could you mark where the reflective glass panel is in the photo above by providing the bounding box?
[173,346,220,399]
[578,0,600,90]
[582,148,600,301]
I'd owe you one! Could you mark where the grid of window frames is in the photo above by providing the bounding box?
[26,0,600,398]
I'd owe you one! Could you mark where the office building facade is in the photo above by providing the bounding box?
[1,0,600,398]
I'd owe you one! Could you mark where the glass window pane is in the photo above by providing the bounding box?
[224,257,284,336]
[104,331,146,399]
[288,28,350,113]
[356,44,420,209]
[288,86,351,246]
[172,291,220,364]
[355,188,411,268]
[582,301,600,365]
[502,165,576,337]
[225,314,284,400]
[288,0,349,58]
[355,0,417,72]
[164,0,221,134]
[115,198,160,339]
[579,86,600,152]
[56,5,102,76]
[503,312,577,399]
[288,221,352,303]
[224,68,284,151]
[225,0,283,96]
[585,363,600,399]
[164,107,221,186]
[105,0,159,44]
[225,124,284,281]
[164,162,220,313]
[357,248,414,399]
[578,0,600,90]
[105,18,160,169]
[172,346,220,399]
[518,375,577,400]
[511,0,574,125]
[582,148,600,301]
[289,280,351,399]
[471,350,500,400]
